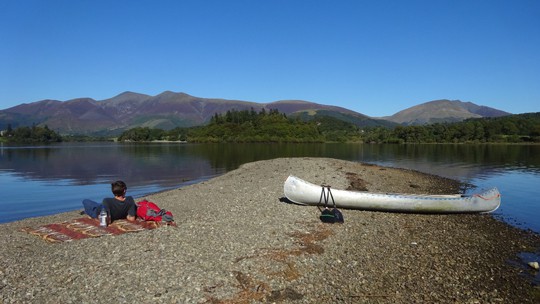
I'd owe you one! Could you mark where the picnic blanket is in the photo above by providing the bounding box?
[22,217,174,243]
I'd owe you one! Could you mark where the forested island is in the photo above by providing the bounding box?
[117,110,540,144]
[2,110,539,144]
[0,124,62,143]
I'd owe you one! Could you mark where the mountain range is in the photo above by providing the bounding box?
[0,91,511,136]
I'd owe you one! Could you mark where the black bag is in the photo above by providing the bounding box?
[332,207,344,223]
[320,207,344,223]
[318,185,344,223]
[320,208,334,223]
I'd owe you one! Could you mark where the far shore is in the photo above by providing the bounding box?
[1,157,539,303]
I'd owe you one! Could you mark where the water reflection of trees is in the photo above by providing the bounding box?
[1,143,539,186]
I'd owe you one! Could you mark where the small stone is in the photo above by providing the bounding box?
[528,261,539,270]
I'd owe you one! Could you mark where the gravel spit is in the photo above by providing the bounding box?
[1,157,539,303]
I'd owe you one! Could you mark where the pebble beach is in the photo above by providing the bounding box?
[1,157,539,303]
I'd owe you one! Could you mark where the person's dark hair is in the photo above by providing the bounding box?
[111,181,127,197]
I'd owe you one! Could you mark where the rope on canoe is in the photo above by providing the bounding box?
[473,193,501,200]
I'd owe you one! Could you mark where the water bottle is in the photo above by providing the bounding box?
[99,207,108,227]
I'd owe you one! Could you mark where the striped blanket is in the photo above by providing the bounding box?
[22,217,174,243]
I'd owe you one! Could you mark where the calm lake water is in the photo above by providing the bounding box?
[1,142,539,233]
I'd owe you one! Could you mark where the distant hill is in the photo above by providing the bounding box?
[383,99,511,125]
[0,93,511,135]
[0,91,382,135]
[265,100,396,128]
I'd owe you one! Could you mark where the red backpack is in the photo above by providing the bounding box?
[136,200,174,222]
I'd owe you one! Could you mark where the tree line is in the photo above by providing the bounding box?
[3,110,539,144]
[118,108,360,143]
[118,110,540,144]
[0,124,62,143]
[362,113,540,143]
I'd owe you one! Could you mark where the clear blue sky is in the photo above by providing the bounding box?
[1,0,539,117]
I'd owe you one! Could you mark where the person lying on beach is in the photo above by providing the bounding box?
[102,180,137,224]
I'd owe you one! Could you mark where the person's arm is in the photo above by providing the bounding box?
[127,197,137,221]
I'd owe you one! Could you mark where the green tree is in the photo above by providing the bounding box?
[8,125,62,143]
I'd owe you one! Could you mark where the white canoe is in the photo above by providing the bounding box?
[283,175,501,213]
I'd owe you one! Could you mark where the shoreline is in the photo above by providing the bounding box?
[2,157,539,303]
